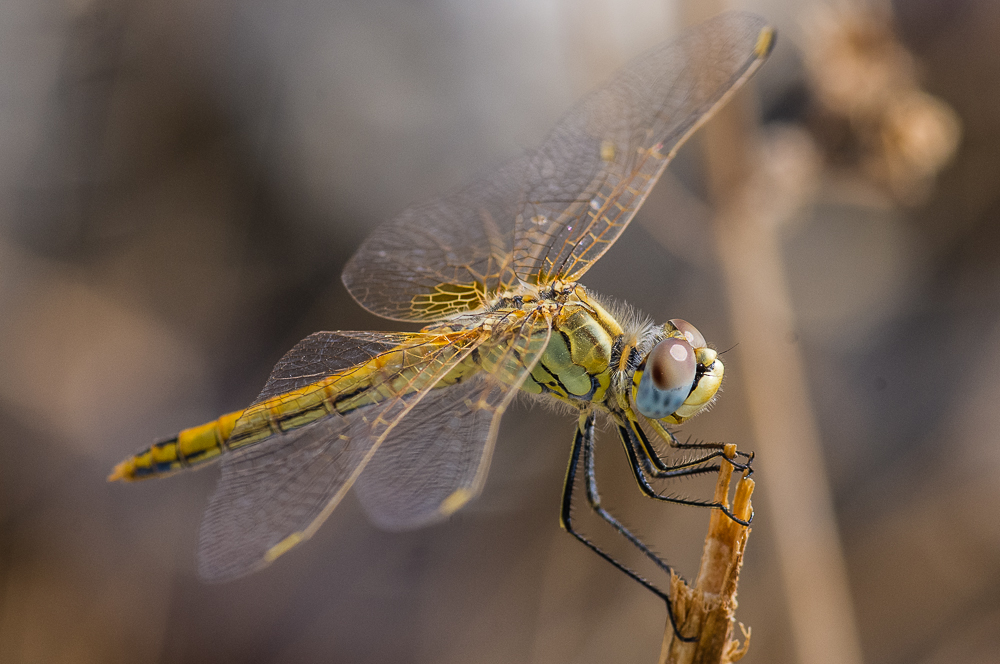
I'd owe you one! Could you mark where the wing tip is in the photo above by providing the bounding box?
[755,25,777,60]
[197,547,274,584]
[264,532,306,563]
[439,488,474,516]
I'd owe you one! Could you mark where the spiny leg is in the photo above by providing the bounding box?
[632,420,753,480]
[581,413,670,576]
[618,419,753,527]
[643,418,754,475]
[619,419,753,479]
[560,411,696,642]
[623,422,751,480]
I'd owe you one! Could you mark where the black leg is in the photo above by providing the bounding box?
[618,419,753,527]
[634,422,754,480]
[581,413,671,575]
[641,419,754,475]
[561,411,696,642]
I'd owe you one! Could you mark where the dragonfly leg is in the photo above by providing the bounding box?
[618,420,753,528]
[643,419,754,475]
[560,411,696,642]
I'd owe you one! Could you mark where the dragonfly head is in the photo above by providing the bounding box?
[631,319,724,424]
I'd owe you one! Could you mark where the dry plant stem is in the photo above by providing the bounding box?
[658,445,754,664]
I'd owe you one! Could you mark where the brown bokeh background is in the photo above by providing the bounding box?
[1,0,998,662]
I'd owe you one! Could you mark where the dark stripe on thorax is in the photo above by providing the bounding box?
[535,358,572,398]
[609,335,625,372]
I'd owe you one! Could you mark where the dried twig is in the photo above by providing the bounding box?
[658,444,754,664]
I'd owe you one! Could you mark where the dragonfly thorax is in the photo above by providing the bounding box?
[507,285,723,425]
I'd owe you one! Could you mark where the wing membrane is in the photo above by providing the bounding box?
[249,331,412,406]
[354,310,552,529]
[342,12,773,321]
[197,329,483,581]
[352,376,496,530]
[342,156,526,322]
[512,12,772,282]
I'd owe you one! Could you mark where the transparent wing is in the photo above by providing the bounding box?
[197,329,484,582]
[342,156,527,322]
[353,377,496,530]
[249,331,412,405]
[354,311,552,530]
[342,12,773,322]
[512,12,773,282]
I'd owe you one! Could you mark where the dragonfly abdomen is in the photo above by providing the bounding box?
[110,339,475,482]
[108,410,244,481]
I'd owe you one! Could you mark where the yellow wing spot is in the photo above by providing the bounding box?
[265,532,305,562]
[439,488,473,516]
[410,281,485,317]
[600,140,616,162]
[755,26,776,59]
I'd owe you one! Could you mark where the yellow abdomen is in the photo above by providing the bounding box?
[108,410,244,481]
[109,332,480,482]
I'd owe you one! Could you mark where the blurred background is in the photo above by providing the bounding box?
[0,0,996,662]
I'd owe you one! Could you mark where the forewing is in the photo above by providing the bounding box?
[512,12,773,283]
[354,310,552,530]
[341,156,527,322]
[342,12,772,322]
[197,330,483,582]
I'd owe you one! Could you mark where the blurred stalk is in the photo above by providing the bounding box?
[683,3,866,662]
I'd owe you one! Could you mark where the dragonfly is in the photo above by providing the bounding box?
[110,11,773,638]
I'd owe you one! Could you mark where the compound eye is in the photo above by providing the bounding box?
[668,319,706,349]
[648,338,697,391]
[635,337,697,419]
